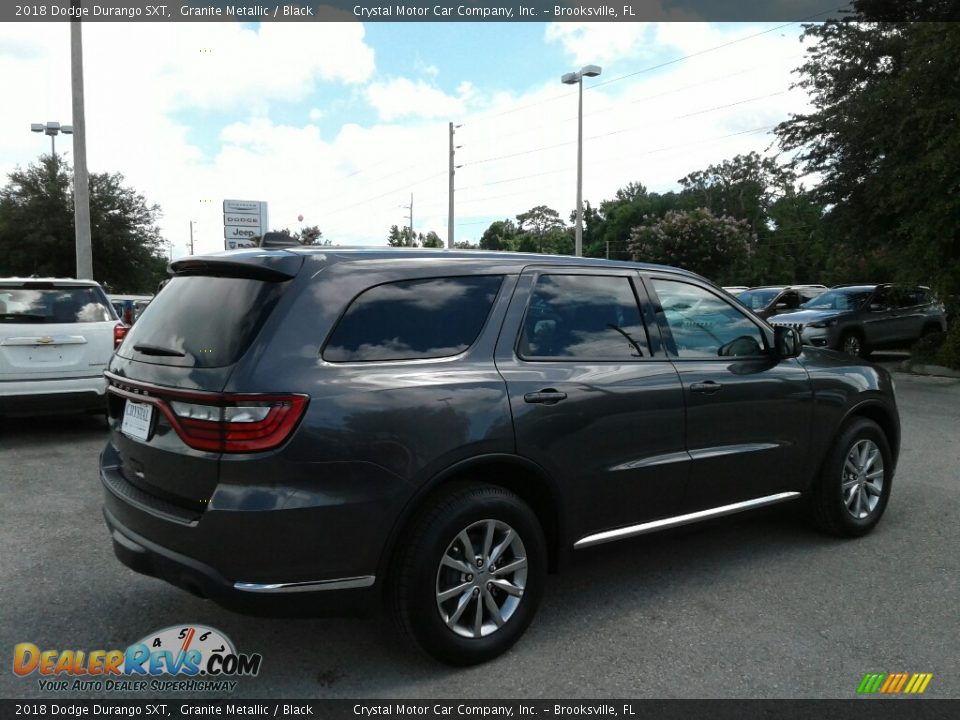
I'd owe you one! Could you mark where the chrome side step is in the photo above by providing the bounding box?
[574,492,802,549]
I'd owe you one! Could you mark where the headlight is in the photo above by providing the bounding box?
[807,318,838,329]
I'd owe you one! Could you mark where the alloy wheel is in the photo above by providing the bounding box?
[435,519,527,639]
[842,439,884,519]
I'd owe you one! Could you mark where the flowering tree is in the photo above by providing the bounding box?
[627,208,754,281]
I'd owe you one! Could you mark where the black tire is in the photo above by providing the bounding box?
[839,330,868,358]
[389,482,546,666]
[808,418,893,537]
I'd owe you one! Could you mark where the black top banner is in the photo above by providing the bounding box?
[5,1,855,23]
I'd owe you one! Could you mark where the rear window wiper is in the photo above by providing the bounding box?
[133,343,186,357]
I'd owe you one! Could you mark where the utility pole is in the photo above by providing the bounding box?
[401,194,414,245]
[70,6,93,280]
[189,221,195,255]
[447,122,462,250]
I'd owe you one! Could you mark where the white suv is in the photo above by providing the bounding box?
[0,278,123,416]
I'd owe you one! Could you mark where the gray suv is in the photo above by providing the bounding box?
[100,249,900,665]
[769,284,946,357]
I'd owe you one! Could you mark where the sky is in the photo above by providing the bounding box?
[0,20,815,259]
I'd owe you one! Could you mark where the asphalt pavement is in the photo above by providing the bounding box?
[1,361,957,699]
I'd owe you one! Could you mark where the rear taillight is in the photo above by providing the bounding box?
[114,322,128,349]
[168,395,307,453]
[106,375,308,453]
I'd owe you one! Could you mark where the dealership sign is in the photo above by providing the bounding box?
[223,199,268,250]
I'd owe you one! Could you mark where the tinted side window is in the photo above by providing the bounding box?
[323,276,503,362]
[518,274,648,360]
[653,279,767,359]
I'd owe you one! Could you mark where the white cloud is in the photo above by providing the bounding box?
[0,21,813,262]
[365,77,470,122]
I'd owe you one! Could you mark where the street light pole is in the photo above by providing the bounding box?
[71,10,93,280]
[31,122,74,158]
[561,64,602,258]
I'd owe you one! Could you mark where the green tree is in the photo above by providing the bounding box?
[515,205,565,252]
[0,155,167,292]
[386,224,405,247]
[775,0,960,305]
[627,208,754,283]
[421,231,443,248]
[479,219,518,251]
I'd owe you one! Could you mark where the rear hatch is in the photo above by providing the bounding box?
[104,253,305,513]
[0,281,116,381]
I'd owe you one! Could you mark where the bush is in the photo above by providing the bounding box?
[934,324,960,370]
[910,331,945,363]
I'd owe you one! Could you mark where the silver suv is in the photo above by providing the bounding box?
[769,284,947,357]
[0,278,123,415]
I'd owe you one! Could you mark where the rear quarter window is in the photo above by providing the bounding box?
[323,276,504,362]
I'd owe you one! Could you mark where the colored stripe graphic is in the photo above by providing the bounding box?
[858,672,933,694]
[857,673,886,693]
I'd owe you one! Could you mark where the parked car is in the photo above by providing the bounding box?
[100,249,900,665]
[736,285,827,320]
[1,278,125,416]
[769,283,947,357]
[109,294,153,325]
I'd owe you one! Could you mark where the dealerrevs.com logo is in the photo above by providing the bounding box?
[13,625,262,693]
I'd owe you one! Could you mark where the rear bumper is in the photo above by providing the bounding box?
[103,506,379,617]
[99,443,399,617]
[0,375,106,415]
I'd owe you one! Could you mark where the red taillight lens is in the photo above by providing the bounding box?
[113,322,128,349]
[167,395,309,453]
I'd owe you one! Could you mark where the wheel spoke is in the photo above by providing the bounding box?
[492,557,527,576]
[864,481,883,498]
[446,590,472,628]
[473,594,483,637]
[488,529,514,566]
[866,468,884,480]
[842,478,859,492]
[437,581,472,603]
[482,520,495,563]
[863,447,880,472]
[491,578,523,598]
[482,588,504,628]
[844,458,859,476]
[441,555,473,575]
[458,529,477,559]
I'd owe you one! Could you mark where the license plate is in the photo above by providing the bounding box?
[121,400,153,442]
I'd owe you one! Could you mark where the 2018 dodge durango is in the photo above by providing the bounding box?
[100,248,900,665]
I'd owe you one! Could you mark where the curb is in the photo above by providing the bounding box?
[898,361,960,379]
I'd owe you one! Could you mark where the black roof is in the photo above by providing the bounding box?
[173,246,702,280]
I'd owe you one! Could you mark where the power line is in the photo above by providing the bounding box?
[460,12,833,129]
[460,89,788,169]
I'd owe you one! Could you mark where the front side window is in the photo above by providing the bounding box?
[653,279,767,359]
[518,274,648,360]
[323,276,503,362]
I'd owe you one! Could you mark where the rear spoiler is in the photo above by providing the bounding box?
[169,253,304,282]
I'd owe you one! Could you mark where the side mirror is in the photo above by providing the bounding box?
[774,326,802,358]
[869,302,886,312]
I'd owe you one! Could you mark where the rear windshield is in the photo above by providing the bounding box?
[0,286,114,324]
[117,275,288,368]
